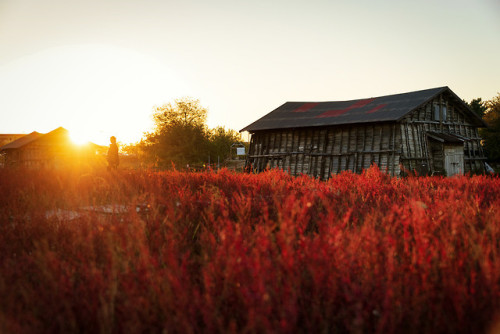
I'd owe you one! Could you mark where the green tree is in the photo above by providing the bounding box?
[467,98,488,118]
[480,93,500,162]
[208,126,243,162]
[141,97,210,168]
[152,97,208,128]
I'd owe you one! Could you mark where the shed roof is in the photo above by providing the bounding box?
[0,127,71,151]
[0,131,43,150]
[241,86,485,132]
[427,131,464,144]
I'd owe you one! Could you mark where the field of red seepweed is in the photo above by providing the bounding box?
[0,167,499,333]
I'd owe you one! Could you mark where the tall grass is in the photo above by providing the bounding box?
[0,167,498,333]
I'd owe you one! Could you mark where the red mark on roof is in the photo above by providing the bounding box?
[316,98,376,118]
[365,103,387,114]
[293,102,319,113]
[317,109,348,117]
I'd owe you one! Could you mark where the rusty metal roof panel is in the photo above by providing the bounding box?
[241,86,449,132]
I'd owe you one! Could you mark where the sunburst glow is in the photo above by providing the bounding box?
[69,130,90,146]
[1,44,189,146]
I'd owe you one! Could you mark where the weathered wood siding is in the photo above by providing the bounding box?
[247,91,486,178]
[247,122,401,179]
[401,91,485,174]
[4,142,96,168]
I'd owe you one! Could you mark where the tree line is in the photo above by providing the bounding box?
[124,98,245,169]
[466,93,500,164]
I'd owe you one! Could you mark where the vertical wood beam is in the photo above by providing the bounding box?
[346,126,351,171]
[320,129,329,179]
[338,127,344,174]
[371,125,376,167]
[329,127,336,178]
[294,130,301,176]
[378,126,383,171]
[354,126,360,173]
[389,124,394,175]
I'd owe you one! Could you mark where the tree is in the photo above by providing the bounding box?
[466,98,488,118]
[152,98,207,129]
[208,126,243,162]
[141,97,210,168]
[480,93,500,162]
[135,97,246,169]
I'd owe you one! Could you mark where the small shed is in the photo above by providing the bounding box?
[241,86,487,178]
[0,127,99,168]
[0,134,27,148]
[0,131,44,167]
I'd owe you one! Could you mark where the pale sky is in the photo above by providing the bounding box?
[1,0,499,145]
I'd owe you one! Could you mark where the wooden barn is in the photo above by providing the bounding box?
[241,87,487,178]
[0,133,26,148]
[0,127,101,168]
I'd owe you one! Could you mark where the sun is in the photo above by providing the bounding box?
[68,125,141,147]
[70,130,91,146]
[68,127,114,147]
[9,44,185,148]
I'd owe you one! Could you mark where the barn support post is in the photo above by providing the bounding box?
[244,135,254,171]
[370,125,375,167]
[420,124,432,174]
[361,126,366,168]
[256,133,263,171]
[308,130,314,175]
[439,94,444,132]
[294,130,301,175]
[300,130,309,174]
[411,124,420,174]
[283,131,290,173]
[253,133,260,171]
[265,131,271,169]
[271,132,277,168]
[389,123,395,175]
[309,130,318,176]
[402,122,412,172]
[354,127,360,173]
[298,130,304,174]
[336,128,343,174]
[378,126,383,171]
[328,128,336,177]
[320,129,329,179]
[346,126,351,171]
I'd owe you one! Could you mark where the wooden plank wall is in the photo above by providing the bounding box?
[402,93,486,174]
[399,122,432,175]
[246,123,401,179]
[246,92,486,178]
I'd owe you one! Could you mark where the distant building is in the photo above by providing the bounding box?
[0,134,27,148]
[0,127,102,168]
[241,87,487,178]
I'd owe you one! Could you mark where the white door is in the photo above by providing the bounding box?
[444,145,464,176]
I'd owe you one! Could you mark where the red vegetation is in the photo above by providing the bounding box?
[0,167,499,333]
[316,98,376,118]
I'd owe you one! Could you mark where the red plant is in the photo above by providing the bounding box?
[0,166,498,333]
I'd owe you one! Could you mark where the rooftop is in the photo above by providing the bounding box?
[241,86,484,132]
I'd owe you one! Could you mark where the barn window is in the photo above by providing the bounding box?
[433,103,447,121]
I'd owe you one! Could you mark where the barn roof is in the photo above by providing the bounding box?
[0,127,104,152]
[241,86,485,132]
[0,127,71,151]
[0,131,43,150]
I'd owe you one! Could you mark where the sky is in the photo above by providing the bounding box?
[1,0,499,145]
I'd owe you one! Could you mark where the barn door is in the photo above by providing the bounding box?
[443,145,464,176]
